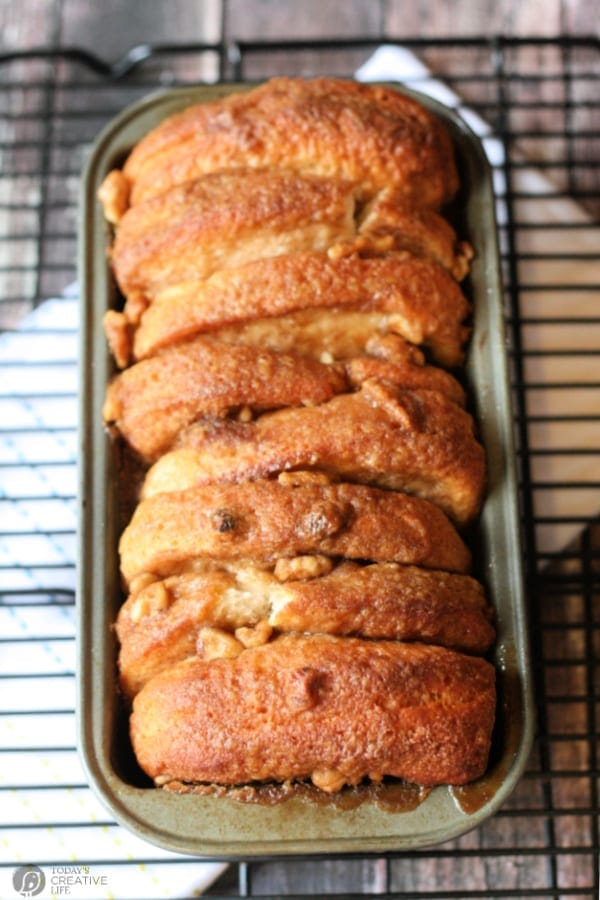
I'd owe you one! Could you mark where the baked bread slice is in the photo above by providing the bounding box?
[142,381,485,525]
[119,476,472,587]
[108,170,470,343]
[122,251,471,370]
[116,561,495,698]
[130,634,496,790]
[102,77,459,213]
[358,189,472,280]
[104,333,467,462]
[110,169,359,322]
[102,337,347,462]
[343,334,467,405]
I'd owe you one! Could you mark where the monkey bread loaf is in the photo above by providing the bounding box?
[98,76,496,799]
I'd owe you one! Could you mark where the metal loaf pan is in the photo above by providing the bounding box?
[77,82,534,857]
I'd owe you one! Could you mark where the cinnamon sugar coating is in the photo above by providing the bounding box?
[128,252,471,369]
[116,561,495,698]
[119,479,472,587]
[117,77,459,210]
[130,635,495,789]
[102,337,347,462]
[110,169,357,321]
[144,382,485,524]
[99,78,498,795]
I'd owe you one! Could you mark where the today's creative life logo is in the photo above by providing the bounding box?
[12,864,110,897]
[12,866,45,897]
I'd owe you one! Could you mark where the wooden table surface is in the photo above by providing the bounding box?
[1,0,597,55]
[0,2,598,898]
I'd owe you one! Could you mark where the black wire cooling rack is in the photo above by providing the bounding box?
[0,36,598,899]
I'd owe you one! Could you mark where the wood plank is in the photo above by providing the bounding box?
[223,0,384,78]
[0,0,58,49]
[224,0,383,37]
[59,0,223,59]
[384,0,562,36]
[561,0,600,33]
[246,858,389,895]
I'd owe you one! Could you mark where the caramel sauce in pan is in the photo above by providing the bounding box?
[450,662,525,815]
[164,777,431,812]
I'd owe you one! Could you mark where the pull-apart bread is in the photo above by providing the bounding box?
[131,636,495,792]
[117,563,495,699]
[120,253,471,369]
[99,77,496,800]
[141,381,485,524]
[119,478,473,587]
[101,76,459,213]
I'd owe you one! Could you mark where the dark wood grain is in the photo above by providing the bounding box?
[59,0,222,59]
[384,0,563,36]
[224,0,383,36]
[223,0,383,78]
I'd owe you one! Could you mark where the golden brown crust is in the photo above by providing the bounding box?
[143,382,485,524]
[103,310,133,370]
[131,252,471,368]
[110,169,357,318]
[110,171,470,337]
[269,562,494,650]
[119,478,472,587]
[118,77,458,210]
[357,189,472,281]
[344,334,466,406]
[130,635,495,789]
[102,337,347,462]
[116,566,271,698]
[116,561,495,698]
